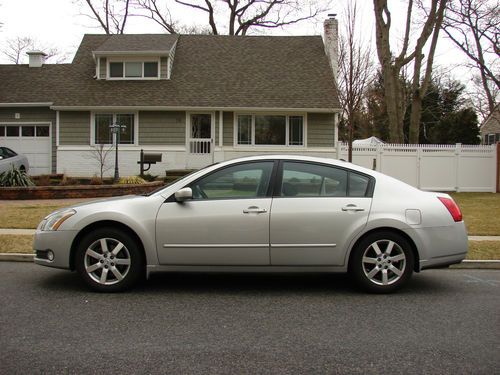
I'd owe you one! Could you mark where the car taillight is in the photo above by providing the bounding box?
[438,197,463,222]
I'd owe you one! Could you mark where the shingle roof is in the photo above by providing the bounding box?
[0,34,339,110]
[93,34,178,53]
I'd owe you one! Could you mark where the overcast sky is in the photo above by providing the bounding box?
[0,0,471,82]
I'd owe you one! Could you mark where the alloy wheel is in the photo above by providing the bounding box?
[84,238,131,285]
[361,239,406,286]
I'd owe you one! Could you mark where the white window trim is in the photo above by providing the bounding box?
[233,112,307,148]
[90,111,139,146]
[106,57,161,80]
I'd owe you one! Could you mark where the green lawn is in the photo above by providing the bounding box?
[449,193,500,236]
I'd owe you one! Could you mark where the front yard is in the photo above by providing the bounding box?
[0,192,498,259]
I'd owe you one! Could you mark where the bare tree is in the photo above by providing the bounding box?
[442,0,499,114]
[337,1,374,161]
[2,37,67,64]
[88,144,114,180]
[373,0,447,143]
[80,0,132,34]
[136,0,330,35]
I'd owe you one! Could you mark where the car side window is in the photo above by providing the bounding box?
[190,161,274,200]
[281,162,348,197]
[349,172,370,197]
[0,147,15,159]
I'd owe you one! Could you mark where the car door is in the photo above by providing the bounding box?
[270,161,373,266]
[155,161,276,265]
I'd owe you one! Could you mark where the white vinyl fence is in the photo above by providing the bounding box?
[338,143,497,192]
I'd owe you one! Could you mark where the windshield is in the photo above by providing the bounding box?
[142,163,219,196]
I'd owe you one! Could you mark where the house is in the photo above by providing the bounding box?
[480,104,500,145]
[0,18,340,176]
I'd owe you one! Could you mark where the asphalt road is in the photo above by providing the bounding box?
[0,262,499,375]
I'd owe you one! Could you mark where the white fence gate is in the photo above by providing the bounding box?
[338,143,497,192]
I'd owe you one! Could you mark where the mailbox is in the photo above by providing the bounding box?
[138,149,162,175]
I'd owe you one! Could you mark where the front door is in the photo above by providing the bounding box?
[156,161,275,265]
[187,113,213,169]
[270,161,372,266]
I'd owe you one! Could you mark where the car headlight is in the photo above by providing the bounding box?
[38,209,76,231]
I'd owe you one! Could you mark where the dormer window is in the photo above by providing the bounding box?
[108,60,159,79]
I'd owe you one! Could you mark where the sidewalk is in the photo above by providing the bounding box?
[1,228,500,241]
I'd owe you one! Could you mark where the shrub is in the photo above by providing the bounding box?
[59,175,78,186]
[118,176,146,185]
[90,175,103,185]
[140,173,159,182]
[0,165,35,187]
[34,175,51,186]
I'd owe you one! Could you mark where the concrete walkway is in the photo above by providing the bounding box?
[1,228,499,241]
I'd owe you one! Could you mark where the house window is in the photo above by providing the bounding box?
[236,114,305,146]
[6,126,19,137]
[108,61,159,79]
[94,113,135,145]
[0,126,4,137]
[22,126,35,137]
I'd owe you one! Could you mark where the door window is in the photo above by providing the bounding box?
[190,162,274,200]
[281,162,372,197]
[191,114,211,138]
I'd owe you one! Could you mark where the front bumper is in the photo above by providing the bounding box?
[33,229,79,269]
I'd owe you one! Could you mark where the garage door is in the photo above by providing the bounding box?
[0,124,51,175]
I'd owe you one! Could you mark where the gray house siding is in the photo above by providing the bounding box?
[59,111,90,145]
[139,111,185,145]
[160,57,168,79]
[0,107,57,173]
[223,111,234,146]
[307,112,335,147]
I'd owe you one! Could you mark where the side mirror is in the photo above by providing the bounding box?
[174,187,193,202]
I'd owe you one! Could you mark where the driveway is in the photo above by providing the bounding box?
[0,262,499,374]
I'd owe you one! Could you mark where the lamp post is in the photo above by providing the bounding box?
[109,123,127,183]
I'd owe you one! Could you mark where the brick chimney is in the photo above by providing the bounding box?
[323,15,339,82]
[27,51,47,68]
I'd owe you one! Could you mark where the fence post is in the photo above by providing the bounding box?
[376,143,382,172]
[454,143,461,192]
[416,146,422,189]
[497,143,500,193]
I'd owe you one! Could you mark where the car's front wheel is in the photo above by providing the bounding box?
[350,231,414,293]
[75,227,144,292]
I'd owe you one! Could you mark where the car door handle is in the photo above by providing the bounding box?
[342,204,365,212]
[243,206,267,214]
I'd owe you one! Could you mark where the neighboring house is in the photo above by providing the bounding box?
[0,18,340,176]
[480,104,500,145]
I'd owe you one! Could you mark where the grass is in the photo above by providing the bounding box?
[0,204,69,229]
[1,235,499,260]
[450,193,500,236]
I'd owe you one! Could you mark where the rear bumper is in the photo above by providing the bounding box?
[404,222,468,271]
[33,230,78,269]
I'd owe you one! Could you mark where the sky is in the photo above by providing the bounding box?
[0,0,475,86]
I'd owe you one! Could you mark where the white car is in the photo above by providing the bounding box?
[0,147,29,174]
[34,155,468,293]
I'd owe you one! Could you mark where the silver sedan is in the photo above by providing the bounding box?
[0,147,29,174]
[34,155,468,293]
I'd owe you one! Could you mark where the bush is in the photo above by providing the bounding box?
[59,175,78,186]
[34,175,51,186]
[118,176,146,185]
[90,175,104,185]
[0,165,35,187]
[140,173,159,182]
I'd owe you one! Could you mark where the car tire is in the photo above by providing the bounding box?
[349,231,414,293]
[75,227,145,292]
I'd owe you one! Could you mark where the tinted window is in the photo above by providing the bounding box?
[144,62,158,77]
[349,172,370,197]
[0,147,17,158]
[22,126,35,137]
[281,162,347,197]
[191,162,274,200]
[6,126,19,137]
[109,62,123,77]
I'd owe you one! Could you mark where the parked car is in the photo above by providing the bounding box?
[0,147,29,174]
[33,155,467,293]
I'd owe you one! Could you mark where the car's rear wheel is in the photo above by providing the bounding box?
[75,227,144,292]
[350,231,414,293]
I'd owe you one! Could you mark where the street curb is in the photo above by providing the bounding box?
[450,260,500,269]
[0,253,34,262]
[0,253,499,269]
